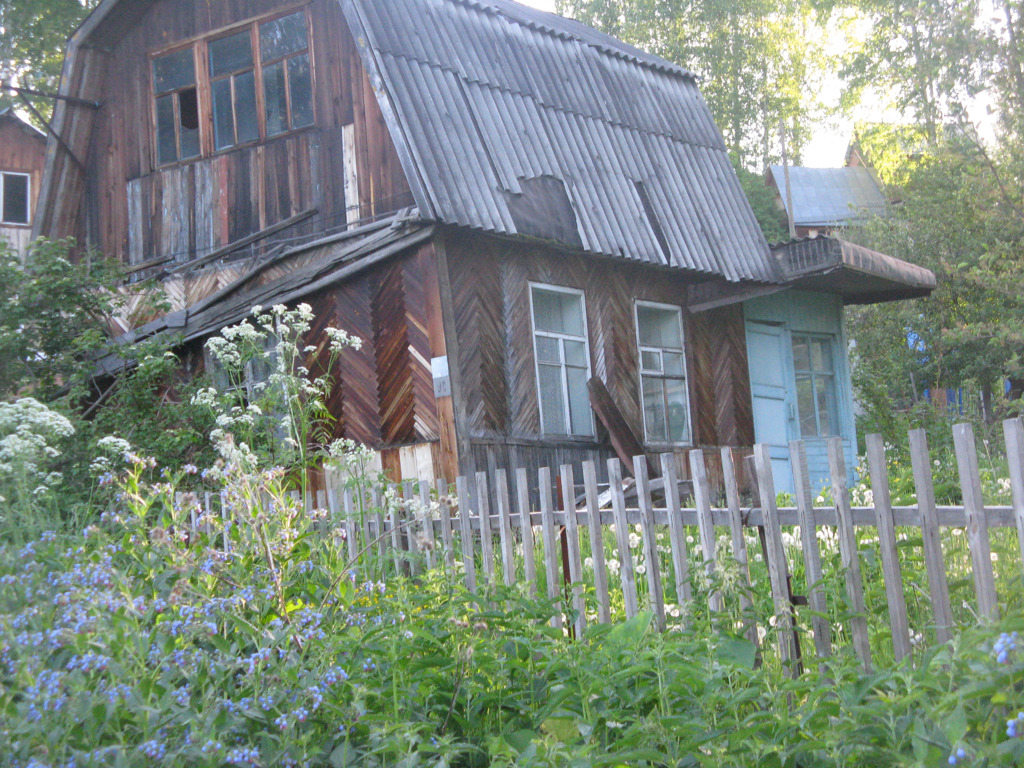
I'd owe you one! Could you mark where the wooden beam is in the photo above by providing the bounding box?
[587,376,654,478]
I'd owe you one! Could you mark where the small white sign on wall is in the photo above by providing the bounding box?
[431,355,451,398]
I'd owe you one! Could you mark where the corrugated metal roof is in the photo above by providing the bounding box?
[769,166,887,228]
[343,0,779,284]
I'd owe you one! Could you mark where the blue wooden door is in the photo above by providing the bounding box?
[745,321,796,494]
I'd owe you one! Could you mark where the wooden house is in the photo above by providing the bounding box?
[767,165,888,240]
[35,0,935,495]
[0,108,46,259]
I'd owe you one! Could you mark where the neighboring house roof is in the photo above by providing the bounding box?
[343,0,778,284]
[0,108,46,141]
[768,166,887,228]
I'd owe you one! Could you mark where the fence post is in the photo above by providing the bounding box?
[435,478,456,574]
[582,460,611,624]
[827,437,872,673]
[721,448,757,646]
[515,468,538,597]
[790,440,832,664]
[661,453,693,621]
[608,458,639,619]
[539,467,563,629]
[560,464,587,637]
[952,423,999,622]
[865,434,912,662]
[689,450,722,616]
[1002,418,1024,584]
[495,469,516,587]
[475,472,496,585]
[753,444,799,674]
[633,456,665,631]
[455,476,477,593]
[908,429,953,644]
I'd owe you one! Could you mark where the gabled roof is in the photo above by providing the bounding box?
[768,165,887,228]
[343,0,779,284]
[0,108,46,141]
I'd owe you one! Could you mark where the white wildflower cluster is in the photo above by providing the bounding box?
[0,398,75,498]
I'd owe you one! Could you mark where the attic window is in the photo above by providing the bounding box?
[153,48,201,165]
[151,10,315,167]
[0,172,30,225]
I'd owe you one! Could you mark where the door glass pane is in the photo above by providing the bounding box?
[155,94,178,164]
[260,12,308,61]
[642,376,667,443]
[211,78,235,150]
[209,31,253,77]
[263,60,289,136]
[637,305,681,348]
[538,363,566,434]
[153,48,195,94]
[566,366,592,435]
[792,335,810,371]
[234,70,259,144]
[2,174,29,224]
[664,377,689,442]
[532,288,584,336]
[288,53,315,128]
[663,351,685,376]
[563,339,587,368]
[811,337,832,372]
[816,375,838,435]
[796,374,817,437]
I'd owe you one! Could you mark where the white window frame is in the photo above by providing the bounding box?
[0,171,31,226]
[791,332,840,438]
[529,282,594,437]
[634,300,692,446]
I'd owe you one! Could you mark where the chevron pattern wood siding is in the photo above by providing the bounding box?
[443,232,754,480]
[402,246,441,442]
[372,262,417,444]
[331,279,382,446]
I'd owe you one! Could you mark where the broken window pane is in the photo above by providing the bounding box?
[155,94,179,164]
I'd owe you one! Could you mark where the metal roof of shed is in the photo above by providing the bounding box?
[769,165,887,228]
[343,0,780,284]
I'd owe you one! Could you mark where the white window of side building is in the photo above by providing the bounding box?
[791,333,839,437]
[530,284,593,437]
[635,301,691,444]
[1,172,30,226]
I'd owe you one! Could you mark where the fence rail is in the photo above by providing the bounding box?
[187,418,1024,674]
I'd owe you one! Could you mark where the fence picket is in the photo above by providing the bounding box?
[515,468,537,596]
[476,472,496,585]
[753,444,798,673]
[436,478,456,574]
[952,423,999,621]
[402,481,420,576]
[418,480,435,571]
[608,458,639,619]
[634,457,666,630]
[1002,418,1024,583]
[721,448,756,647]
[495,469,516,587]
[865,434,912,662]
[582,460,611,624]
[790,440,831,663]
[560,464,587,637]
[538,467,563,629]
[455,476,477,593]
[371,487,386,560]
[341,488,359,561]
[908,429,953,644]
[827,437,872,673]
[689,450,722,615]
[661,454,692,618]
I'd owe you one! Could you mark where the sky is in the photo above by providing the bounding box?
[513,0,856,168]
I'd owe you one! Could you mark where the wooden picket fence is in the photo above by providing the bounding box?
[189,418,1024,674]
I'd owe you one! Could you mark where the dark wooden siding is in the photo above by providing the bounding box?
[46,0,413,264]
[441,230,755,488]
